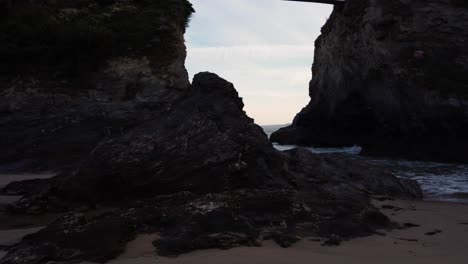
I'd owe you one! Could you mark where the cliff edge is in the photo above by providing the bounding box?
[0,0,194,170]
[271,0,468,163]
[0,1,422,263]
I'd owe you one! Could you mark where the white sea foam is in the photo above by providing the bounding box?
[272,143,362,155]
[264,125,363,154]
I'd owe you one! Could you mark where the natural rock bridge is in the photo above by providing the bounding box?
[284,0,346,4]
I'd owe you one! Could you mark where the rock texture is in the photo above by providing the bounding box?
[0,0,194,170]
[0,1,423,263]
[271,0,468,163]
[0,70,422,263]
[52,72,291,204]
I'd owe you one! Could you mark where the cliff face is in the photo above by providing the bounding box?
[271,0,468,162]
[0,0,194,169]
[0,1,424,263]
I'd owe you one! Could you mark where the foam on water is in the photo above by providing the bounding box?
[262,125,468,203]
[272,143,362,155]
[264,125,362,154]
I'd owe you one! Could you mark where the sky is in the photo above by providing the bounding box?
[185,0,333,125]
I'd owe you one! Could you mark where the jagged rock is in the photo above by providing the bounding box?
[0,1,426,263]
[1,71,422,263]
[50,72,290,203]
[2,179,51,196]
[271,0,468,163]
[284,148,422,200]
[281,148,418,237]
[1,211,138,264]
[397,178,423,199]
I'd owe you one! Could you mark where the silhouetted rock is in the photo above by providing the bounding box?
[284,148,422,201]
[53,72,290,203]
[2,211,137,264]
[0,1,425,263]
[2,72,422,263]
[0,0,194,170]
[2,179,51,196]
[271,0,468,163]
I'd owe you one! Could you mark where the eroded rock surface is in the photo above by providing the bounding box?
[0,0,194,170]
[0,1,423,263]
[271,0,468,163]
[53,72,291,203]
[1,72,422,264]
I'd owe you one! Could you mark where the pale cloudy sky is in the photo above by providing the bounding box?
[185,0,332,125]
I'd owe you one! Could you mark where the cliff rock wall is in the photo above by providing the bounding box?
[271,0,468,162]
[0,0,194,169]
[0,2,424,263]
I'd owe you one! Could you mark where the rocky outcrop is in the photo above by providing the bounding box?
[0,1,423,263]
[0,0,194,170]
[271,0,468,163]
[1,72,422,263]
[52,72,291,203]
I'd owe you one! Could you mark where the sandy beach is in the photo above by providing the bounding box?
[103,200,468,264]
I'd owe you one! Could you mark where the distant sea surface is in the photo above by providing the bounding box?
[262,124,468,204]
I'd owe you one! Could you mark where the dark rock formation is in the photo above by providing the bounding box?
[0,1,424,263]
[1,72,422,263]
[2,178,51,196]
[271,0,468,163]
[52,72,291,203]
[0,0,194,170]
[2,148,422,264]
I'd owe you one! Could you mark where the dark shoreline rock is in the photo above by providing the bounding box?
[0,1,424,263]
[271,0,468,163]
[52,72,291,203]
[1,73,422,264]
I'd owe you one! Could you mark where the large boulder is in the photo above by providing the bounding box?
[2,73,421,264]
[271,0,468,163]
[54,72,291,202]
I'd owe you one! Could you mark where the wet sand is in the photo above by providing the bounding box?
[104,200,468,264]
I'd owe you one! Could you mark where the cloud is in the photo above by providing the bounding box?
[185,0,332,125]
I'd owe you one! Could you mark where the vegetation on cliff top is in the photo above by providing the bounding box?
[0,0,194,80]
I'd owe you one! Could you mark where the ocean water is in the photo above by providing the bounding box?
[362,158,468,203]
[262,125,468,203]
[262,124,363,154]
